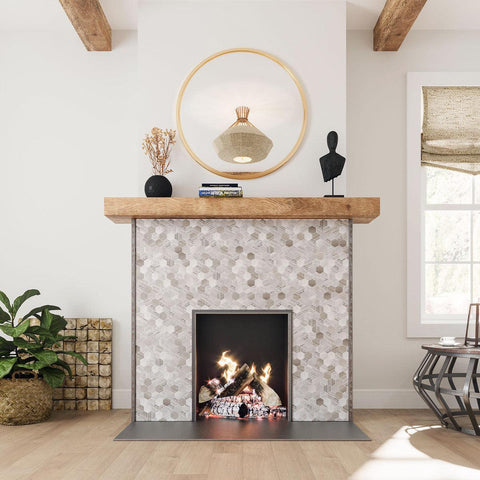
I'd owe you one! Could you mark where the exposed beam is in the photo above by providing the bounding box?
[59,0,111,51]
[374,0,428,51]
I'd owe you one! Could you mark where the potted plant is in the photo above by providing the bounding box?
[142,127,176,197]
[0,289,86,425]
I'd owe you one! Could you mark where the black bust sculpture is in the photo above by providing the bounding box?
[319,131,345,197]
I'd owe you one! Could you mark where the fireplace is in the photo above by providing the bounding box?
[132,218,353,423]
[193,310,291,421]
[105,197,380,440]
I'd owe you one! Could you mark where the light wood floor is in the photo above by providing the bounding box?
[1,409,479,479]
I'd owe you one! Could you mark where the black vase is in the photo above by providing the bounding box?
[144,175,172,197]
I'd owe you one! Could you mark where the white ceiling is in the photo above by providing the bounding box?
[0,1,479,32]
[0,0,137,31]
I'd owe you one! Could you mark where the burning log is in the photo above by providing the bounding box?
[219,364,252,398]
[250,373,282,407]
[210,396,271,418]
[206,394,287,419]
[197,351,286,419]
[221,367,281,407]
[199,386,214,403]
[199,378,223,403]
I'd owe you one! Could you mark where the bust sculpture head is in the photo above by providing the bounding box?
[319,131,345,197]
[319,131,345,182]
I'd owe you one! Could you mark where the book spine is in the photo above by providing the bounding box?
[199,187,242,192]
[201,183,239,187]
[199,190,243,197]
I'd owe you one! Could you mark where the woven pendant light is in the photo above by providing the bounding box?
[213,106,273,164]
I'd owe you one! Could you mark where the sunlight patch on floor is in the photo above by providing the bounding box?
[351,425,480,480]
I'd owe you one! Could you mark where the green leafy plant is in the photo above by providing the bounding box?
[0,289,86,388]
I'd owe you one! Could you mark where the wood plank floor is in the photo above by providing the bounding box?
[1,409,479,479]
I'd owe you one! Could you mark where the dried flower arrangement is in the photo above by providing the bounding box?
[142,128,176,176]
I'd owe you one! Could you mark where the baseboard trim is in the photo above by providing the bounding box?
[353,389,425,409]
[113,388,426,410]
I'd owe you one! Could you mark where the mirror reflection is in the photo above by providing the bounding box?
[176,49,307,179]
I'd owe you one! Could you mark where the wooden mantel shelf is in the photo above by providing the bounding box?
[104,197,380,224]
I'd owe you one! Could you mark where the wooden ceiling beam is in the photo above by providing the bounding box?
[374,0,428,51]
[59,0,111,51]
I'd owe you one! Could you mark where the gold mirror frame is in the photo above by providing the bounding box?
[176,48,308,180]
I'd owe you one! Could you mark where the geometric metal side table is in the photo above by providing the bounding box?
[413,344,480,436]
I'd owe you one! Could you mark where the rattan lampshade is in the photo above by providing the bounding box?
[213,106,273,164]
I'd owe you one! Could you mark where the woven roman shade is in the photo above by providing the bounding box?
[422,86,480,174]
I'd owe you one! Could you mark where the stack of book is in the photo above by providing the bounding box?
[199,183,243,197]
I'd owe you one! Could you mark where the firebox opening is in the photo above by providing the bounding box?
[193,310,291,421]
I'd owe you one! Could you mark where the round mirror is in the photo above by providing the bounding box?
[176,48,308,180]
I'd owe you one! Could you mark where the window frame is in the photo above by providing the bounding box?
[407,72,480,338]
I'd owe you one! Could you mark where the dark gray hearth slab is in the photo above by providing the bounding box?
[115,419,370,441]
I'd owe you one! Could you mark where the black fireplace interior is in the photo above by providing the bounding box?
[194,311,290,420]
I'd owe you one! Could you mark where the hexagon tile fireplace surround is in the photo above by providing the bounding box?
[105,197,380,440]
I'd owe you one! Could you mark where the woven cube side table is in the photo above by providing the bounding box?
[53,318,112,411]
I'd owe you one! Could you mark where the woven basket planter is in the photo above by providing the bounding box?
[0,372,53,425]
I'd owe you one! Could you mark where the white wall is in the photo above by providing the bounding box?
[138,1,347,197]
[0,30,138,407]
[0,1,347,410]
[348,30,480,407]
[8,7,472,410]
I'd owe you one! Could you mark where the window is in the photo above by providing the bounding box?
[407,73,480,337]
[422,168,480,321]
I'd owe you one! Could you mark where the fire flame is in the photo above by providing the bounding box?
[260,363,272,384]
[250,364,256,375]
[218,351,237,382]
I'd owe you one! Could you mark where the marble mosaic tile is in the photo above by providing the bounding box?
[135,219,351,421]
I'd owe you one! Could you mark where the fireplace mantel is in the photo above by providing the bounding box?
[108,195,380,432]
[104,197,380,224]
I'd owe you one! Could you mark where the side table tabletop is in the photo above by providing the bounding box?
[413,344,480,436]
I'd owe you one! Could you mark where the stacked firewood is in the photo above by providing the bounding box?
[198,363,287,419]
